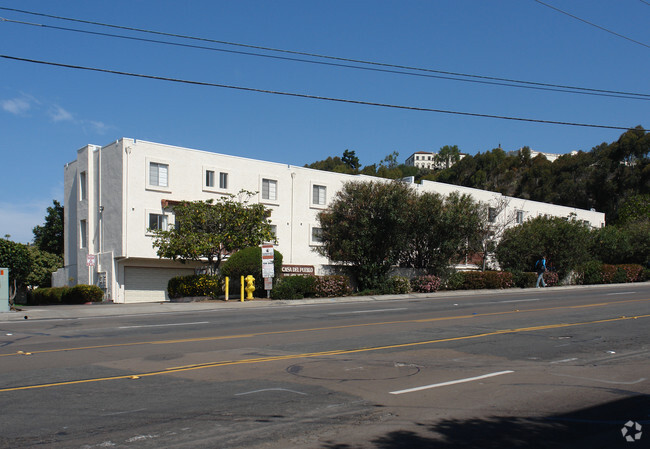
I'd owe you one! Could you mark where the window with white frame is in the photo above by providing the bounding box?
[148,213,168,231]
[149,162,169,187]
[312,185,326,206]
[270,224,278,241]
[516,210,524,224]
[311,226,323,245]
[488,207,498,223]
[205,170,215,187]
[79,171,87,201]
[80,219,87,248]
[219,172,228,189]
[262,178,277,201]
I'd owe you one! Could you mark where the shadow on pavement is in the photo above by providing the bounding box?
[322,394,649,449]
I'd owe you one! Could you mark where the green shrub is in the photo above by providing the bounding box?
[313,275,351,298]
[270,275,316,300]
[577,260,603,285]
[383,276,411,294]
[168,275,223,299]
[443,271,514,290]
[410,275,442,293]
[510,271,537,288]
[29,286,69,305]
[482,271,515,289]
[62,285,104,304]
[617,264,644,282]
[643,268,650,282]
[221,247,283,298]
[444,271,466,290]
[543,271,559,287]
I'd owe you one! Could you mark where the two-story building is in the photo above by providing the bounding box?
[54,138,605,303]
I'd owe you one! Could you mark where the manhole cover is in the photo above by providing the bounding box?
[287,359,420,381]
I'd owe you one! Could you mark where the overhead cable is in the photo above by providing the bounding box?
[0,54,641,132]
[1,6,648,100]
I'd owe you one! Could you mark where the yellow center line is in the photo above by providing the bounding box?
[1,298,648,358]
[1,313,649,393]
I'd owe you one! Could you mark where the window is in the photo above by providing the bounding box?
[312,185,326,206]
[488,207,498,223]
[149,162,168,187]
[270,224,277,239]
[80,219,87,248]
[516,210,524,224]
[148,213,168,231]
[79,171,87,200]
[311,227,323,244]
[262,178,277,201]
[205,170,215,187]
[219,172,228,189]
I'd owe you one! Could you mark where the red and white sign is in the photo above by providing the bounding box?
[261,243,274,279]
[86,254,96,267]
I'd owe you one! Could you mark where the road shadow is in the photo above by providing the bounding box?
[321,394,649,449]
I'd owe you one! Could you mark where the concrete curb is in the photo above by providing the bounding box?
[2,281,648,322]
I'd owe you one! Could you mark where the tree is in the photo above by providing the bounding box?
[151,192,275,274]
[25,246,63,288]
[316,180,413,290]
[0,238,32,298]
[32,200,64,256]
[435,145,461,169]
[495,215,593,278]
[342,149,360,171]
[401,192,484,275]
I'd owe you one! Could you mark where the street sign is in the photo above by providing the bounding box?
[86,254,96,267]
[261,243,274,279]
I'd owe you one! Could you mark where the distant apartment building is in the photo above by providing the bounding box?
[405,151,467,170]
[54,138,605,303]
[507,148,578,163]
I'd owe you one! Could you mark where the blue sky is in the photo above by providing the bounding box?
[1,0,648,243]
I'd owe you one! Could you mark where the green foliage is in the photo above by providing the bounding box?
[616,194,650,225]
[410,275,442,293]
[317,180,414,290]
[313,275,351,297]
[152,192,275,273]
[221,246,283,297]
[25,246,63,288]
[449,271,514,290]
[576,262,645,284]
[0,238,32,288]
[167,275,223,299]
[435,145,461,169]
[62,285,104,304]
[509,271,538,288]
[384,276,411,294]
[496,215,593,278]
[32,200,64,256]
[270,275,317,299]
[28,287,69,305]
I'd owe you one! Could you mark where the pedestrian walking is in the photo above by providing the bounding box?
[535,255,547,288]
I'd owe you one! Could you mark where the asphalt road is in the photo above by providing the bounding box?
[1,284,649,448]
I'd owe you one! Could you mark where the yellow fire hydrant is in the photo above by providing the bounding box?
[244,275,255,300]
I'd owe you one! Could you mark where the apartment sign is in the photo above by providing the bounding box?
[86,254,96,267]
[281,265,315,276]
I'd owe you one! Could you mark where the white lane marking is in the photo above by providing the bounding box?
[550,358,578,364]
[483,298,541,305]
[117,321,209,329]
[102,408,147,416]
[234,388,308,396]
[329,308,408,315]
[605,292,636,296]
[389,370,514,395]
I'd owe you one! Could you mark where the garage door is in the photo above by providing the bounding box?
[124,267,195,303]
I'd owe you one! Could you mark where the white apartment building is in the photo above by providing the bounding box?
[54,138,605,303]
[405,151,467,170]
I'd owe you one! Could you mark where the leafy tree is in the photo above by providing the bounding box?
[317,180,413,290]
[25,246,63,288]
[32,200,64,256]
[0,238,32,292]
[616,194,650,225]
[435,145,461,169]
[401,191,485,276]
[151,192,275,274]
[342,149,360,171]
[495,216,593,278]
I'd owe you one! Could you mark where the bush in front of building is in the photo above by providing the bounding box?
[221,247,284,298]
[383,276,411,294]
[508,271,538,288]
[410,275,442,293]
[442,271,515,290]
[28,286,69,305]
[61,285,104,304]
[167,275,223,299]
[270,275,317,300]
[576,262,646,285]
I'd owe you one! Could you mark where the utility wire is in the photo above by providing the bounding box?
[1,6,649,100]
[4,17,648,101]
[0,54,640,132]
[533,0,650,49]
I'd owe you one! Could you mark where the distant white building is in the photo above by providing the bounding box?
[507,148,578,163]
[54,138,605,303]
[405,151,467,170]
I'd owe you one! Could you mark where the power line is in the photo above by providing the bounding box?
[0,54,641,132]
[1,6,649,101]
[533,0,650,49]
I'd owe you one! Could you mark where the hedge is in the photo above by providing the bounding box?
[168,275,223,299]
[29,285,103,305]
[444,271,514,290]
[410,275,442,293]
[576,262,646,285]
[271,275,352,300]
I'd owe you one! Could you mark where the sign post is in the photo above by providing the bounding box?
[261,243,274,298]
[0,268,9,312]
[86,254,95,286]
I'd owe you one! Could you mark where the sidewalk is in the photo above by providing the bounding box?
[1,282,646,322]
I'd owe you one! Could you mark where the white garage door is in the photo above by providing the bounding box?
[124,267,195,303]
